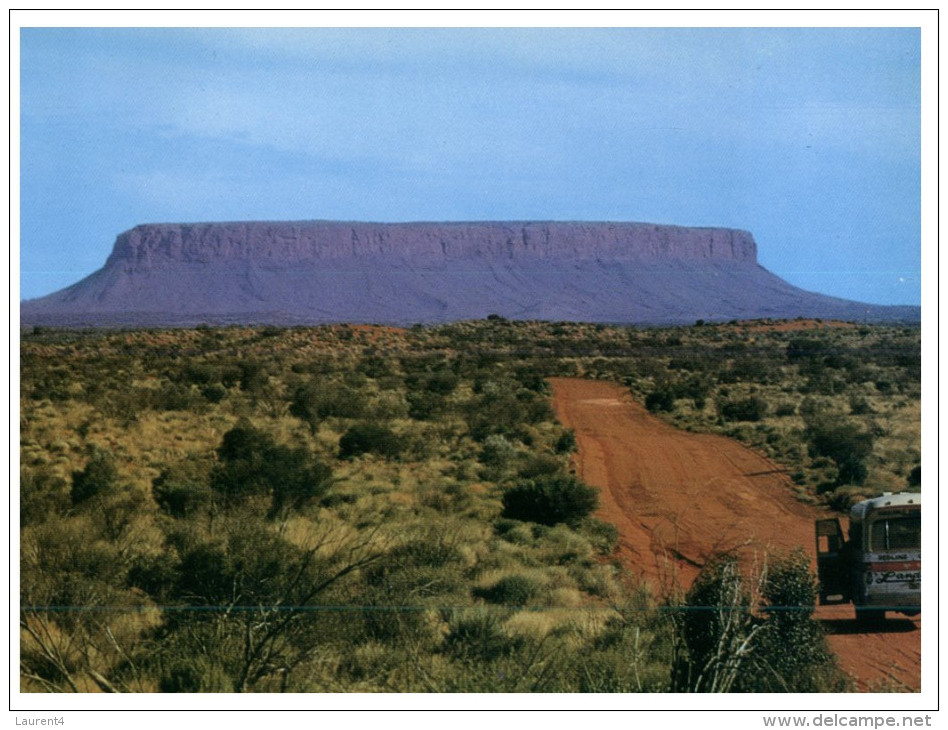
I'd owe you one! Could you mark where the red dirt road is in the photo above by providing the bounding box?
[550,378,921,692]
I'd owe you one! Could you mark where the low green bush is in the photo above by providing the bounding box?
[290,378,366,427]
[719,396,768,422]
[473,574,539,605]
[517,454,563,479]
[152,460,214,518]
[578,517,620,555]
[554,429,577,454]
[338,423,403,460]
[153,477,213,519]
[501,474,598,526]
[442,609,523,662]
[211,420,332,515]
[479,434,517,468]
[20,465,70,526]
[749,549,847,692]
[200,384,228,404]
[71,448,119,504]
[645,389,675,413]
[805,417,874,486]
[907,465,921,487]
[406,391,443,420]
[159,658,232,693]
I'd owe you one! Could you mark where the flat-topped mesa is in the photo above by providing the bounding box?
[24,218,920,328]
[106,220,759,268]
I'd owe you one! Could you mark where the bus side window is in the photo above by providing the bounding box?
[867,515,920,552]
[888,516,921,550]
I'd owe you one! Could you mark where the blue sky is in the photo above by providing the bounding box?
[19,25,922,305]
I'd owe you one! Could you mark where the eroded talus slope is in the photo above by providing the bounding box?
[549,378,921,692]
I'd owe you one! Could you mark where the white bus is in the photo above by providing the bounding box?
[815,492,920,622]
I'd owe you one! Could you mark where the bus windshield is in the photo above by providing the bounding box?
[868,513,921,552]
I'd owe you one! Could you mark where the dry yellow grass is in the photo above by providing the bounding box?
[20,321,914,692]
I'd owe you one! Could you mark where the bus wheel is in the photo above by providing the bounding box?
[855,608,886,625]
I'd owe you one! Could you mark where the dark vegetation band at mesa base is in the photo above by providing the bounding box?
[21,220,921,327]
[20,318,919,692]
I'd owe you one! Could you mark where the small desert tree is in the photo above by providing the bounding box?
[211,419,332,517]
[155,517,386,692]
[338,423,402,460]
[70,448,119,505]
[804,416,874,485]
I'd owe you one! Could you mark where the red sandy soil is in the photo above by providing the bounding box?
[348,324,406,335]
[550,377,921,692]
[724,319,859,332]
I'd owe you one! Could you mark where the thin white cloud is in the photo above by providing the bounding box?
[23,27,920,179]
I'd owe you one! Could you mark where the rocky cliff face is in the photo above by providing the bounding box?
[22,220,919,327]
[107,221,758,268]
